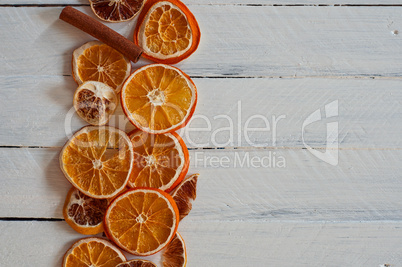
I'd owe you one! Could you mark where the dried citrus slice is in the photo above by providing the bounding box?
[134,0,200,64]
[63,187,109,235]
[121,64,197,134]
[104,188,179,256]
[60,126,133,199]
[128,130,189,192]
[171,174,198,221]
[116,259,157,267]
[72,41,131,93]
[63,237,126,267]
[161,232,187,267]
[90,0,145,23]
[73,81,118,126]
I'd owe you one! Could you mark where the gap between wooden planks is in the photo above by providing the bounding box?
[0,76,400,148]
[1,148,401,221]
[1,220,401,266]
[0,6,401,77]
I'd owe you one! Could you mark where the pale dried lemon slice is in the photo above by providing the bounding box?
[73,81,118,126]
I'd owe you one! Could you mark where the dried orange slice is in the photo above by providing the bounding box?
[63,237,126,267]
[134,0,200,64]
[90,0,145,23]
[60,126,133,199]
[121,64,197,134]
[116,259,157,267]
[73,81,118,126]
[128,130,189,192]
[161,232,187,267]
[72,41,131,93]
[63,187,108,235]
[104,188,179,256]
[171,174,198,221]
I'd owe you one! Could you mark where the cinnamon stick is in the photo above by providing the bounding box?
[60,6,143,63]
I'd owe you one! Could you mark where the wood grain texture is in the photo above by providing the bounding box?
[1,148,401,221]
[1,221,401,266]
[1,2,401,266]
[1,76,401,148]
[0,6,401,77]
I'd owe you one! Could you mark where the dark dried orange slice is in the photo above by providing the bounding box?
[171,174,198,221]
[116,259,157,267]
[63,187,109,235]
[161,232,187,267]
[89,0,145,22]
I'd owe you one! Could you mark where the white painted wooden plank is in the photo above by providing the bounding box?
[2,0,402,5]
[1,76,401,148]
[1,148,401,221]
[1,220,401,266]
[0,6,401,77]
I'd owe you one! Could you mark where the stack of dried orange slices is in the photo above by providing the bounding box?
[59,1,201,266]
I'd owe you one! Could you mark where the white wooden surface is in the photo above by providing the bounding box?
[1,1,401,266]
[1,76,401,148]
[1,6,402,77]
[1,221,402,266]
